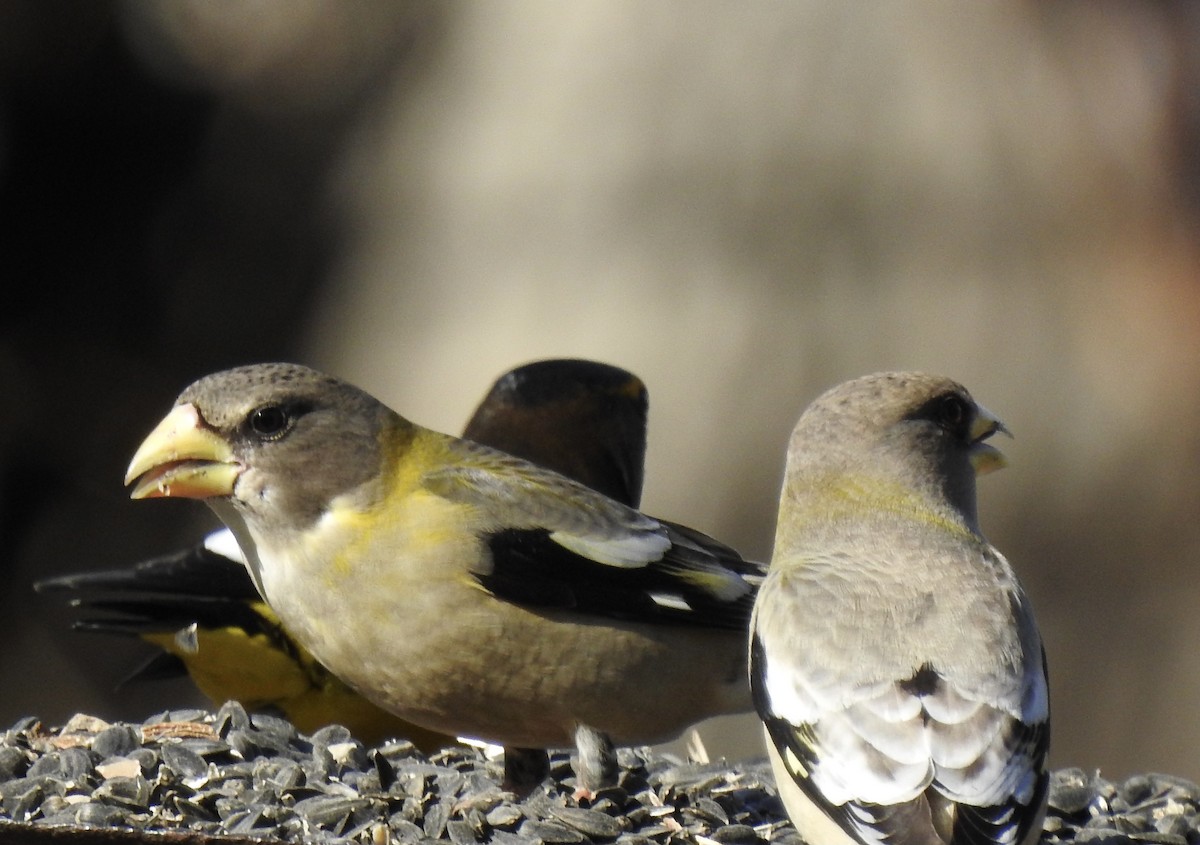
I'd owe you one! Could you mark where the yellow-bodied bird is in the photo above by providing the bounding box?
[750,372,1049,845]
[39,358,652,760]
[123,362,761,791]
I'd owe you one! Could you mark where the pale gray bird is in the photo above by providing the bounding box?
[751,372,1049,845]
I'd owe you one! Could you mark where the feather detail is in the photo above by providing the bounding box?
[482,527,758,629]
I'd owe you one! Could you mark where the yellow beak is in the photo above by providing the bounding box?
[125,404,242,500]
[968,403,1012,476]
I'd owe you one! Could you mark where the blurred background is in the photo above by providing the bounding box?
[3,1,1200,783]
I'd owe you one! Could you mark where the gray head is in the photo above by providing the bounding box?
[128,363,400,533]
[783,372,1009,529]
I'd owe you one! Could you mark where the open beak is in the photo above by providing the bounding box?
[125,404,242,500]
[968,403,1012,476]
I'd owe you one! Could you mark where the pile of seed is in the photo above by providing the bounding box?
[0,705,1195,845]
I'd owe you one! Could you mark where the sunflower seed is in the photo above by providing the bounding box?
[73,801,129,827]
[547,805,624,838]
[92,725,140,759]
[161,742,209,781]
[709,823,761,843]
[520,818,588,842]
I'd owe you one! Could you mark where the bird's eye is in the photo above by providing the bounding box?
[935,394,969,430]
[248,405,292,439]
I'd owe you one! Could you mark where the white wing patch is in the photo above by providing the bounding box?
[648,592,693,612]
[761,644,1044,811]
[549,528,671,568]
[808,710,934,806]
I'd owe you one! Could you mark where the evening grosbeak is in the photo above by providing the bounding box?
[123,362,761,790]
[39,359,650,760]
[750,372,1049,845]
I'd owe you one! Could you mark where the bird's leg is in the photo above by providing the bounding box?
[571,724,617,800]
